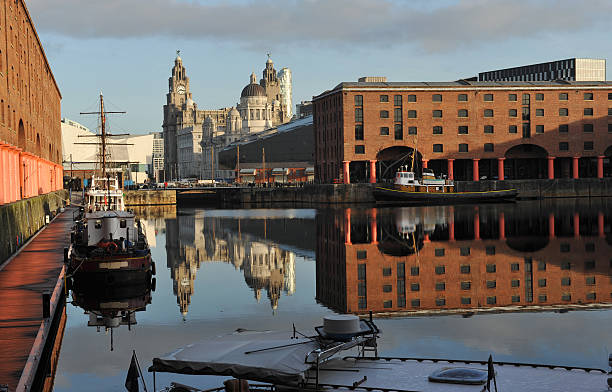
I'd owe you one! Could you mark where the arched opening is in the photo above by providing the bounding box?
[36,133,41,157]
[17,119,25,150]
[376,146,422,182]
[504,144,548,179]
[604,146,612,178]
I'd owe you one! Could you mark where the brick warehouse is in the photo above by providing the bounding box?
[0,0,62,205]
[313,79,612,184]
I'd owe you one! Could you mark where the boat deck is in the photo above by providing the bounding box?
[311,357,609,392]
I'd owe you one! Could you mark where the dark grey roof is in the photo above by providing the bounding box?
[313,80,612,99]
[241,83,266,98]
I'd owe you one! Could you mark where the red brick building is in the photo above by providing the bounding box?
[0,0,62,205]
[313,80,612,183]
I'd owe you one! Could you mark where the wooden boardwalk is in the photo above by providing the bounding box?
[0,208,73,391]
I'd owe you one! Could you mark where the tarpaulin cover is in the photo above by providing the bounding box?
[150,331,320,386]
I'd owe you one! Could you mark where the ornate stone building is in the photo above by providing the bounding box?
[162,53,292,180]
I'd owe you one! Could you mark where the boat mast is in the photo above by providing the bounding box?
[100,92,107,179]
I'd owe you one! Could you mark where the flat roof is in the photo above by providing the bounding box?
[314,80,612,100]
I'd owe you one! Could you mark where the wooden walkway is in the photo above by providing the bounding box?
[0,208,73,391]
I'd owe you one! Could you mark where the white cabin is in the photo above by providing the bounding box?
[84,211,136,246]
[85,176,125,212]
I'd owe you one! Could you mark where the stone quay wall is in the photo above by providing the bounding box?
[124,190,177,206]
[0,190,68,264]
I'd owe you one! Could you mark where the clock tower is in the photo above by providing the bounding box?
[163,51,194,180]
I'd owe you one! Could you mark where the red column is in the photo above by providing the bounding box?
[369,160,376,184]
[598,212,604,238]
[572,156,579,179]
[424,233,430,243]
[343,160,350,184]
[370,209,378,244]
[447,159,454,180]
[18,151,24,200]
[548,214,555,239]
[547,156,555,179]
[344,208,352,244]
[597,156,604,179]
[573,213,580,238]
[474,208,480,240]
[499,212,506,240]
[0,144,6,204]
[422,159,428,169]
[497,158,505,180]
[472,159,479,181]
[449,206,455,242]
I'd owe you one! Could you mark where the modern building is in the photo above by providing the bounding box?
[162,53,292,181]
[152,132,164,182]
[312,79,612,184]
[0,0,63,206]
[218,115,314,184]
[479,58,606,82]
[295,101,313,119]
[61,119,155,185]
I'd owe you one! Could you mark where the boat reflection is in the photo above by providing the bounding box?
[70,275,154,351]
[164,210,312,315]
[316,200,612,315]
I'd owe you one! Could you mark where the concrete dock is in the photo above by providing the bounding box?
[0,208,73,391]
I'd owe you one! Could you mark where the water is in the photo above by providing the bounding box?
[54,199,612,391]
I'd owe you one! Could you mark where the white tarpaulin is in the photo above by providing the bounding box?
[151,331,320,385]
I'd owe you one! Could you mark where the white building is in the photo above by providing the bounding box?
[61,118,155,184]
[278,68,292,119]
[478,58,606,82]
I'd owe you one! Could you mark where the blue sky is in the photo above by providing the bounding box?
[27,0,612,134]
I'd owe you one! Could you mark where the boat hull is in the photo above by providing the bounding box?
[374,186,518,205]
[68,253,153,287]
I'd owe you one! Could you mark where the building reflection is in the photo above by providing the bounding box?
[316,201,612,315]
[70,277,153,351]
[165,211,297,315]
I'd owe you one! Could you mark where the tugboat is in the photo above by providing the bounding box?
[67,93,154,286]
[374,165,517,204]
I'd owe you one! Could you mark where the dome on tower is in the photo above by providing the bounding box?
[241,83,266,98]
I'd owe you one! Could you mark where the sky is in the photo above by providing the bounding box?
[27,0,612,134]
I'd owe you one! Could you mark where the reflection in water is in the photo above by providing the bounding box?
[316,200,612,315]
[70,277,153,351]
[164,210,302,315]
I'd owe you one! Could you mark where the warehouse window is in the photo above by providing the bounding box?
[394,95,402,106]
[509,109,517,117]
[459,143,468,152]
[559,108,568,116]
[433,126,443,134]
[559,142,569,151]
[432,94,442,102]
[584,108,593,116]
[509,125,517,134]
[484,143,494,152]
[584,141,594,150]
[536,125,544,134]
[355,108,363,122]
[484,125,494,134]
[380,94,389,103]
[559,93,568,100]
[408,110,417,118]
[380,110,389,119]
[433,144,443,152]
[559,124,568,133]
[508,93,517,101]
[407,94,416,102]
[380,126,389,135]
[433,110,443,118]
[355,124,364,140]
[484,93,493,101]
[584,123,593,133]
[394,124,403,140]
[460,265,471,274]
[458,94,468,102]
[484,109,494,117]
[394,108,402,122]
[535,93,544,101]
[584,92,593,100]
[458,109,468,117]
[408,126,417,135]
[458,125,468,134]
[355,145,365,154]
[536,109,544,116]
[354,95,363,106]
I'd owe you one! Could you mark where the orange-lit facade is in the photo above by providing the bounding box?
[316,204,612,315]
[0,0,62,205]
[313,81,612,183]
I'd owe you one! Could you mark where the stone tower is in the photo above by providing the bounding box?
[260,55,281,104]
[162,52,192,180]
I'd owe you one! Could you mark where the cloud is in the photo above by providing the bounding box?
[27,0,612,52]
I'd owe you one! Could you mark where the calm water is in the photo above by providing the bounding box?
[54,199,612,391]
